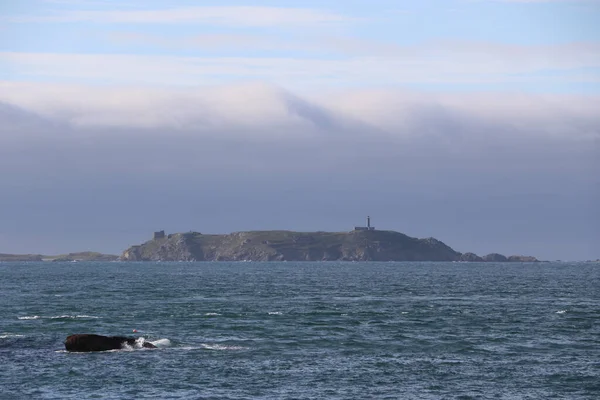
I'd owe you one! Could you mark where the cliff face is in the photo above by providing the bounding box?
[121,233,198,261]
[121,230,465,262]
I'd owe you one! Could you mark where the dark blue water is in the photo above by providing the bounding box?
[1,262,599,399]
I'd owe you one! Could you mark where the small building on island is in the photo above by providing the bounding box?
[153,230,166,240]
[354,216,375,231]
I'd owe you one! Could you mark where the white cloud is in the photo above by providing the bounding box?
[326,89,600,141]
[7,6,353,27]
[1,41,598,88]
[488,0,599,3]
[0,81,597,143]
[41,0,120,4]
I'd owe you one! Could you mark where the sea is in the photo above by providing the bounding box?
[1,261,598,399]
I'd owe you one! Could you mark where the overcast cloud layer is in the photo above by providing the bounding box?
[0,0,598,260]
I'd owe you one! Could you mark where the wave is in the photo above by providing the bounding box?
[18,315,100,320]
[0,334,25,339]
[150,338,171,348]
[57,338,247,353]
[50,315,100,319]
[122,337,171,350]
[122,337,149,351]
[200,343,247,351]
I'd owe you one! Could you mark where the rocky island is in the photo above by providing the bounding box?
[120,230,538,262]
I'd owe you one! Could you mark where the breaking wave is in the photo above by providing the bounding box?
[150,338,172,348]
[200,343,247,351]
[0,334,25,339]
[18,315,99,320]
[120,337,171,351]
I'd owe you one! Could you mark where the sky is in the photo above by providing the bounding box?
[0,0,598,260]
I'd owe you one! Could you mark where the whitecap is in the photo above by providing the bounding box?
[174,346,203,351]
[50,315,100,319]
[150,338,171,348]
[204,313,221,316]
[121,337,169,350]
[268,311,283,315]
[18,316,40,320]
[201,343,247,351]
[556,310,567,314]
[121,338,147,351]
[0,334,25,339]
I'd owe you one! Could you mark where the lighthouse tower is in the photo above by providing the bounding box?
[367,216,375,230]
[354,216,376,231]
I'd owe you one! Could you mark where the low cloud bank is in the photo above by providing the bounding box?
[1,82,598,141]
[0,82,597,260]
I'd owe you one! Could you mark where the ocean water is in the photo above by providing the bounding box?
[1,262,599,399]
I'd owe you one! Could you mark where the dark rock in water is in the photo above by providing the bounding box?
[483,253,508,262]
[64,334,156,352]
[460,252,483,262]
[507,255,539,262]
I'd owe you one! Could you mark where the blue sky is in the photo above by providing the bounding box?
[0,0,598,260]
[1,0,599,92]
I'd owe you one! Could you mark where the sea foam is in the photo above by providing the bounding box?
[18,315,99,320]
[151,338,172,348]
[201,343,247,351]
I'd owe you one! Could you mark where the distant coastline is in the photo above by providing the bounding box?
[4,230,598,263]
[0,252,119,262]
